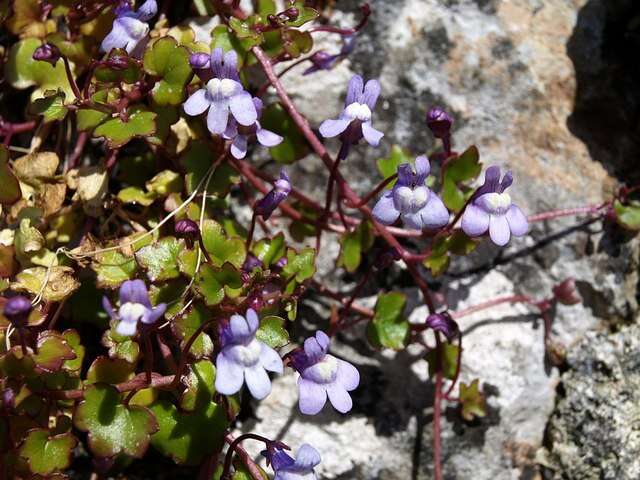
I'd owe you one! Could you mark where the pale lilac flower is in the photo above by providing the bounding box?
[102,279,166,336]
[3,295,32,327]
[223,98,283,159]
[100,0,157,56]
[215,309,283,400]
[289,331,359,415]
[265,444,321,480]
[372,156,449,230]
[255,170,291,220]
[183,48,257,135]
[319,74,383,158]
[461,166,528,246]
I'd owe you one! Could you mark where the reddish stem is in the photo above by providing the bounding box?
[221,433,272,480]
[450,294,534,319]
[433,333,443,480]
[527,203,608,223]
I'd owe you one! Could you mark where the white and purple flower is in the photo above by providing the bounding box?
[265,444,321,480]
[215,309,283,400]
[461,166,528,246]
[319,74,383,156]
[102,279,166,336]
[289,331,359,415]
[183,48,257,135]
[223,98,283,159]
[100,0,157,56]
[372,156,450,230]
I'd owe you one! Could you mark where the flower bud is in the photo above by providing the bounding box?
[175,218,200,248]
[552,278,581,305]
[255,170,291,220]
[1,388,15,411]
[105,55,130,70]
[426,106,453,140]
[375,247,402,270]
[242,254,262,273]
[426,312,459,342]
[32,43,61,66]
[3,295,32,327]
[189,52,210,70]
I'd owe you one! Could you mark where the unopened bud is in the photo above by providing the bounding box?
[426,106,453,140]
[425,312,459,342]
[175,219,200,248]
[3,295,32,327]
[189,52,210,70]
[33,43,61,65]
[552,278,581,306]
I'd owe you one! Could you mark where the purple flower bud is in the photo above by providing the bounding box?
[376,247,402,269]
[32,43,61,65]
[426,312,459,342]
[3,296,32,327]
[274,256,288,269]
[426,106,453,140]
[552,278,581,306]
[2,388,15,411]
[242,254,262,273]
[175,218,200,248]
[255,170,291,220]
[189,52,210,69]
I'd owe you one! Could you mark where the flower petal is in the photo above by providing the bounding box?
[336,359,360,391]
[256,127,283,147]
[318,118,350,138]
[298,378,327,415]
[400,211,423,230]
[245,308,259,332]
[183,89,210,116]
[142,303,166,324]
[476,165,501,196]
[326,383,353,413]
[419,193,450,229]
[215,351,245,395]
[100,20,130,52]
[293,444,321,470]
[499,170,513,192]
[102,296,115,319]
[135,0,157,21]
[461,204,490,237]
[230,135,248,159]
[345,75,364,106]
[229,91,257,126]
[506,204,528,237]
[210,47,224,77]
[207,99,230,134]
[372,191,400,225]
[229,313,251,340]
[119,279,150,307]
[222,50,239,80]
[244,365,272,400]
[303,336,326,361]
[414,155,431,184]
[361,121,384,147]
[489,214,511,246]
[259,343,284,374]
[116,319,137,336]
[362,79,381,109]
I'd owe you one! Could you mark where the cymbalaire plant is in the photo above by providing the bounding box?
[0,1,638,479]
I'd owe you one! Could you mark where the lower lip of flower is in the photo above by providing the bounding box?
[395,185,429,212]
[207,78,239,98]
[119,302,147,322]
[304,354,338,384]
[481,192,512,213]
[228,340,262,367]
[344,102,372,121]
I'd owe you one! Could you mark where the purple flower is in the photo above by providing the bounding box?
[215,309,283,400]
[223,98,283,159]
[32,43,61,65]
[303,35,356,75]
[372,156,449,230]
[461,166,528,246]
[189,52,210,69]
[3,296,32,327]
[102,279,166,336]
[319,75,383,153]
[265,444,321,480]
[183,48,257,135]
[255,170,291,220]
[426,106,453,140]
[426,313,459,342]
[289,331,359,415]
[100,0,157,55]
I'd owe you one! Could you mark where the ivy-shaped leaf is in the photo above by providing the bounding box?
[117,186,157,206]
[172,302,213,359]
[94,106,157,148]
[286,1,319,27]
[256,316,289,349]
[76,90,111,131]
[201,220,246,269]
[136,237,185,282]
[95,48,142,84]
[426,343,460,380]
[228,15,264,47]
[459,379,487,421]
[194,263,243,306]
[32,331,75,374]
[614,199,640,231]
[86,356,135,384]
[179,359,216,412]
[367,292,409,350]
[281,247,316,294]
[251,232,286,268]
[92,250,137,288]
[338,221,374,273]
[145,170,182,196]
[0,145,22,205]
[441,146,482,212]
[61,329,85,373]
[281,29,313,58]
[28,90,68,123]
[143,37,192,106]
[19,429,77,475]
[74,384,158,458]
[423,230,477,277]
[101,322,141,364]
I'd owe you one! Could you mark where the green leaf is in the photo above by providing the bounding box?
[143,37,192,106]
[145,170,182,196]
[95,49,142,84]
[61,329,85,373]
[86,356,135,384]
[423,230,477,277]
[172,302,213,359]
[210,25,251,68]
[281,247,316,294]
[19,429,77,475]
[260,103,309,163]
[136,237,185,282]
[441,146,482,212]
[12,266,80,302]
[286,2,319,27]
[29,90,68,123]
[201,220,246,269]
[179,359,216,412]
[194,263,243,306]
[367,292,409,350]
[251,232,286,267]
[426,344,460,380]
[92,250,137,288]
[376,145,413,188]
[614,199,640,231]
[32,331,75,374]
[0,145,22,205]
[256,315,289,348]
[459,379,487,421]
[77,90,111,131]
[338,221,373,273]
[74,384,158,458]
[101,323,141,364]
[281,29,313,58]
[94,106,157,148]
[117,186,157,206]
[5,38,75,99]
[149,398,228,465]
[229,15,264,47]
